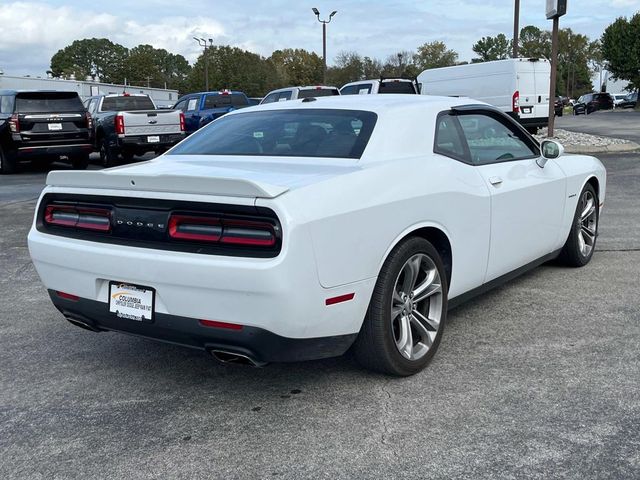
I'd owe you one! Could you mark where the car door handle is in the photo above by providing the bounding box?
[489,176,503,186]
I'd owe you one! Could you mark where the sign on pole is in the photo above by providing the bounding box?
[546,0,567,19]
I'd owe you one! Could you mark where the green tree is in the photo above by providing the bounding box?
[558,28,592,97]
[326,52,384,86]
[187,45,274,96]
[267,48,324,87]
[50,38,128,83]
[414,41,458,70]
[124,44,190,90]
[518,25,551,58]
[381,51,419,78]
[602,13,640,90]
[472,33,512,62]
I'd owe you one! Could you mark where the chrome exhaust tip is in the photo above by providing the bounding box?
[209,349,264,367]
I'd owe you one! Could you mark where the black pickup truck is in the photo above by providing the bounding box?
[84,94,185,167]
[0,90,93,174]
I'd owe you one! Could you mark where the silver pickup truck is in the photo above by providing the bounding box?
[84,94,185,167]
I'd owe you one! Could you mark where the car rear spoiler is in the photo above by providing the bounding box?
[45,170,289,199]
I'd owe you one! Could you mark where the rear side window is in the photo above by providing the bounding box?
[204,94,249,109]
[278,91,292,101]
[101,96,155,111]
[341,84,372,95]
[458,113,538,165]
[168,109,377,159]
[15,92,84,113]
[0,95,14,114]
[378,81,417,94]
[298,89,339,99]
[434,114,467,161]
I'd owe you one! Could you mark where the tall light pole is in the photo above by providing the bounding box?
[312,8,337,84]
[193,37,213,91]
[513,0,520,58]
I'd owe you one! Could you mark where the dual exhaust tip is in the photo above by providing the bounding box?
[209,349,265,368]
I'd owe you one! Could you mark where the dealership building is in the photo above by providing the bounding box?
[0,73,179,107]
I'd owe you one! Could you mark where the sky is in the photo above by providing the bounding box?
[0,0,639,76]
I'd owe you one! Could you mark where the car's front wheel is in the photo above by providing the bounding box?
[559,183,598,267]
[0,145,17,174]
[354,237,448,376]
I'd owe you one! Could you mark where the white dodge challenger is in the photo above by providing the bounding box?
[28,95,606,376]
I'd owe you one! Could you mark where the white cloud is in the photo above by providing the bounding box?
[0,2,225,74]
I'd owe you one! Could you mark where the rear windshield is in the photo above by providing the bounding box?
[168,109,377,159]
[101,96,155,112]
[378,81,417,94]
[298,88,340,99]
[204,94,249,109]
[15,92,84,113]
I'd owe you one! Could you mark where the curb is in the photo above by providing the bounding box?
[564,141,640,154]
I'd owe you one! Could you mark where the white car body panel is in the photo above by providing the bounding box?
[28,95,606,355]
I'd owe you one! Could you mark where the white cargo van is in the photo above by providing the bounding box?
[418,58,551,132]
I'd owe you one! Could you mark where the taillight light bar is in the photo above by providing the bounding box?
[115,114,125,135]
[179,112,185,132]
[168,214,276,247]
[44,204,112,232]
[9,114,20,133]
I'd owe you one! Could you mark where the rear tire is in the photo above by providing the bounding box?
[71,154,90,170]
[0,146,17,174]
[559,183,598,267]
[353,237,448,376]
[100,139,117,168]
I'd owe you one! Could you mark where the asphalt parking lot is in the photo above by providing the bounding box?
[1,148,639,478]
[557,109,640,144]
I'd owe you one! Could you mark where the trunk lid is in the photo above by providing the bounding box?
[45,155,360,199]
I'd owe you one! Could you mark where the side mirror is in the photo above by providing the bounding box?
[538,140,564,168]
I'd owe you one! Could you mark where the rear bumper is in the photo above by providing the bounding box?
[50,290,357,363]
[117,134,184,149]
[518,116,549,129]
[14,143,93,158]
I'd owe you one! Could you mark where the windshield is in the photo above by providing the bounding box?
[298,88,340,98]
[101,96,155,111]
[204,93,249,109]
[168,109,377,159]
[15,92,84,113]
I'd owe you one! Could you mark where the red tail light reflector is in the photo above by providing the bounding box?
[56,291,79,301]
[179,112,185,132]
[115,114,125,135]
[44,205,112,232]
[199,319,243,331]
[220,219,276,246]
[512,90,520,114]
[168,214,276,247]
[9,114,20,133]
[325,293,355,306]
[168,215,221,242]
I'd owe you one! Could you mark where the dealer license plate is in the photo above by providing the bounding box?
[147,135,160,143]
[109,282,154,322]
[48,123,63,131]
[521,107,532,114]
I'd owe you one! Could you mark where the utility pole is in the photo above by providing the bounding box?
[513,0,520,58]
[312,8,337,84]
[193,37,212,91]
[547,16,560,137]
[546,1,567,138]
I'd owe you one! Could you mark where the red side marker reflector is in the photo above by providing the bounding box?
[325,293,355,306]
[199,319,243,331]
[56,291,79,301]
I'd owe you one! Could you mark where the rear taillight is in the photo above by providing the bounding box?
[8,114,20,133]
[168,214,276,247]
[85,112,93,130]
[115,114,125,135]
[44,204,112,232]
[512,90,520,114]
[179,112,185,132]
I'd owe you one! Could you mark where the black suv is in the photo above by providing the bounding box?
[0,90,93,174]
[572,93,614,115]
